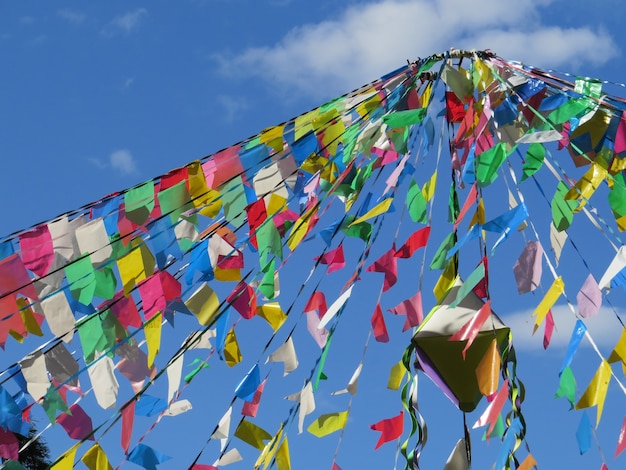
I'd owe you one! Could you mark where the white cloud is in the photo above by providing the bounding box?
[19,16,35,25]
[123,77,135,89]
[504,304,623,353]
[57,9,86,25]
[102,8,147,35]
[216,95,249,123]
[109,149,139,175]
[217,0,619,99]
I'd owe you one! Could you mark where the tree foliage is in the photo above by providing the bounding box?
[15,425,51,470]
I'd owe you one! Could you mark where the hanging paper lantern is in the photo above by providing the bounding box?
[412,280,510,412]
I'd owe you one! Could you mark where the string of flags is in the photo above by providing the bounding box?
[0,48,625,469]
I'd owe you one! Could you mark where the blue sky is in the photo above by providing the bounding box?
[1,1,626,469]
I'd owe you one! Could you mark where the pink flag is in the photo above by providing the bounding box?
[394,227,431,259]
[371,303,389,343]
[106,291,143,329]
[449,300,492,358]
[226,281,257,319]
[138,271,182,320]
[121,400,136,453]
[389,291,423,331]
[242,378,267,418]
[0,428,18,461]
[473,380,509,437]
[577,274,602,318]
[454,183,478,230]
[314,245,346,273]
[543,310,554,350]
[616,416,626,458]
[370,411,404,449]
[615,110,626,154]
[306,311,328,348]
[366,245,398,292]
[0,254,39,301]
[19,225,54,277]
[371,146,399,167]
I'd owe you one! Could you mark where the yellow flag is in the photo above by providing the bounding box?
[475,338,500,396]
[287,208,317,251]
[145,313,162,368]
[81,443,113,470]
[387,361,406,391]
[117,238,155,296]
[294,109,318,141]
[235,419,272,450]
[187,161,222,218]
[565,162,607,205]
[185,283,220,326]
[214,266,242,282]
[422,171,437,202]
[532,277,564,332]
[433,261,457,303]
[224,327,242,367]
[266,193,287,216]
[255,427,282,469]
[257,303,287,332]
[575,360,612,427]
[307,411,349,437]
[349,198,393,226]
[18,298,43,336]
[608,327,626,366]
[275,437,291,470]
[474,59,495,92]
[611,157,626,173]
[469,197,486,226]
[420,82,433,107]
[260,125,285,152]
[616,215,626,232]
[51,444,79,470]
[313,109,344,157]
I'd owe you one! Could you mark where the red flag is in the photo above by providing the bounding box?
[366,245,398,292]
[370,411,404,449]
[226,281,257,319]
[449,300,492,358]
[314,245,346,273]
[371,304,389,343]
[304,291,328,318]
[121,400,136,453]
[453,184,478,230]
[616,416,626,458]
[242,379,267,418]
[331,463,342,470]
[446,91,465,122]
[394,227,431,259]
[245,199,267,249]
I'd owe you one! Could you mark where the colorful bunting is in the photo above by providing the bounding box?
[0,49,625,470]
